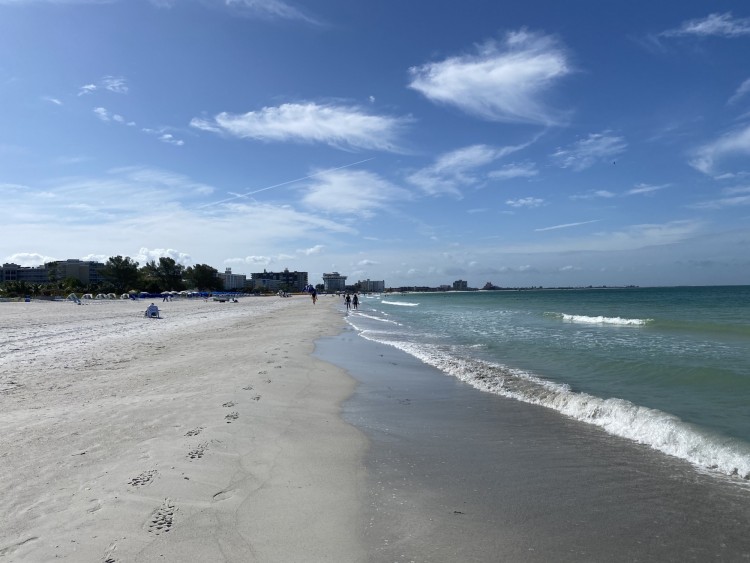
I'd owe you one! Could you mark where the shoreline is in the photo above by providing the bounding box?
[317,318,750,562]
[1,297,368,562]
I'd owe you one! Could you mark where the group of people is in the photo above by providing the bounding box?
[344,293,359,311]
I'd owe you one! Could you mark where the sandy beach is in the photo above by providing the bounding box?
[0,297,366,562]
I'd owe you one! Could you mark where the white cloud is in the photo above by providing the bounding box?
[42,96,62,106]
[4,252,56,266]
[535,219,600,232]
[78,84,97,96]
[190,102,409,152]
[690,123,750,174]
[728,78,750,105]
[570,190,616,200]
[488,162,538,180]
[552,132,626,171]
[661,12,750,38]
[626,183,669,196]
[93,107,110,121]
[506,197,544,208]
[136,247,193,265]
[102,76,128,94]
[301,169,411,217]
[299,245,324,255]
[159,133,185,146]
[688,186,750,209]
[407,143,529,196]
[408,29,572,125]
[224,0,320,25]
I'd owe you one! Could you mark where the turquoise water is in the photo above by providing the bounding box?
[344,286,750,478]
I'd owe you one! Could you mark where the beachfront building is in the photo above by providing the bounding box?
[219,268,247,291]
[322,272,347,292]
[357,279,385,292]
[54,259,106,285]
[1,263,50,283]
[452,279,468,291]
[251,268,308,292]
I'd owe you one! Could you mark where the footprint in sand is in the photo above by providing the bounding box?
[187,442,208,459]
[225,411,239,422]
[185,427,204,437]
[212,489,234,502]
[128,470,157,487]
[242,384,254,391]
[258,370,268,375]
[251,395,261,402]
[222,401,236,408]
[145,498,176,535]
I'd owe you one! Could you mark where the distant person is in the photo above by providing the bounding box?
[352,294,359,310]
[311,287,317,305]
[345,293,351,310]
[144,303,160,318]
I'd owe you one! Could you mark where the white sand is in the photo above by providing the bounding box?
[0,297,367,562]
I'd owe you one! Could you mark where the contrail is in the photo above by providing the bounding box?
[199,157,375,209]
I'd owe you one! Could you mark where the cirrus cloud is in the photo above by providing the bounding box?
[190,102,410,152]
[408,29,572,125]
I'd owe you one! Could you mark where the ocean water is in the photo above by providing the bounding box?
[343,286,750,480]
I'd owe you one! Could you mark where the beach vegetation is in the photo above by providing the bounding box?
[184,264,223,291]
[140,257,186,292]
[101,256,141,294]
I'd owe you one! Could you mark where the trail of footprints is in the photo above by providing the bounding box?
[121,348,290,551]
[145,499,176,535]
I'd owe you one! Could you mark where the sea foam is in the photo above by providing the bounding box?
[354,327,750,481]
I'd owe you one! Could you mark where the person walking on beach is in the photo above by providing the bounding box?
[311,287,317,305]
[345,293,351,310]
[352,294,359,310]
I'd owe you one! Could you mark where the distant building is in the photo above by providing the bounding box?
[1,263,49,283]
[251,268,308,292]
[219,268,247,290]
[322,272,347,292]
[55,259,106,285]
[452,279,468,291]
[358,279,385,292]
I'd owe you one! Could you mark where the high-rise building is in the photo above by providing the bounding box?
[358,279,385,292]
[322,272,347,292]
[251,268,308,292]
[219,268,247,290]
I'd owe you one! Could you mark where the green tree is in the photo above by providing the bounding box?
[185,264,223,291]
[141,257,185,292]
[100,256,141,293]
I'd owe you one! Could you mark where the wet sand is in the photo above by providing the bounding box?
[317,323,750,562]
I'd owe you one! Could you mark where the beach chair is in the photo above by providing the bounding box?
[144,303,160,318]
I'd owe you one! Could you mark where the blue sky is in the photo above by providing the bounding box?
[2,0,750,288]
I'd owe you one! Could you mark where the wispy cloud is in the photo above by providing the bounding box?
[661,12,750,38]
[223,0,321,25]
[506,197,544,208]
[551,131,626,171]
[570,190,616,200]
[535,219,599,232]
[625,183,669,196]
[300,169,411,218]
[78,76,128,96]
[408,29,572,125]
[728,78,750,106]
[688,186,750,209]
[690,123,750,174]
[407,143,529,197]
[488,162,538,180]
[191,102,409,152]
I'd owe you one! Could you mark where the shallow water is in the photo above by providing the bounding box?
[344,287,750,478]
